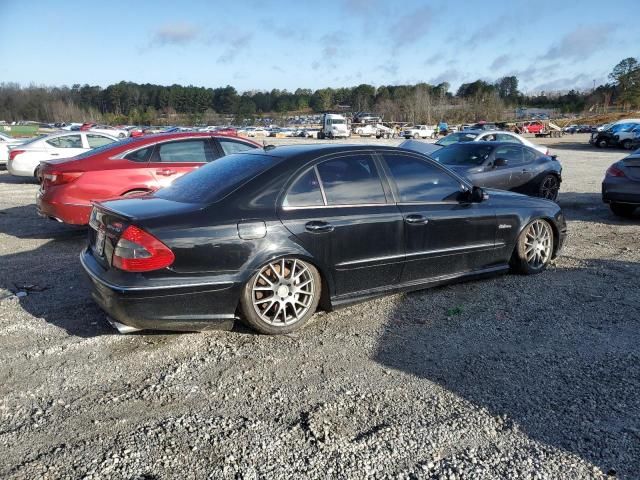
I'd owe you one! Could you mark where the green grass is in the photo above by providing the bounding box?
[0,125,39,137]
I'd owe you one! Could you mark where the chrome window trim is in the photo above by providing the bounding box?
[111,135,213,160]
[281,202,392,211]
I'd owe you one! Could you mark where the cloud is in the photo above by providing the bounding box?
[490,54,512,70]
[429,69,461,85]
[213,32,253,64]
[540,24,614,61]
[464,16,511,47]
[261,17,308,41]
[342,0,383,14]
[151,21,199,46]
[378,62,399,76]
[388,6,433,47]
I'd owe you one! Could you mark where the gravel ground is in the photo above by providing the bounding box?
[0,134,639,479]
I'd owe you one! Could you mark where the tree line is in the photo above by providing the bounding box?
[1,57,637,125]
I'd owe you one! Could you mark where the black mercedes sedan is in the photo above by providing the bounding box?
[602,147,640,217]
[423,142,562,201]
[80,144,567,335]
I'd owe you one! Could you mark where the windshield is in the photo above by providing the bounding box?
[154,151,281,204]
[331,119,345,125]
[433,144,493,166]
[436,132,477,146]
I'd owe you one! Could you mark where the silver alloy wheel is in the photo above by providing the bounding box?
[251,259,315,326]
[523,220,552,269]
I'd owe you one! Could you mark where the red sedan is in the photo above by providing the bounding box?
[523,121,545,134]
[37,132,260,225]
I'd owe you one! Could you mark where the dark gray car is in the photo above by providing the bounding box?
[602,148,640,217]
[404,141,562,201]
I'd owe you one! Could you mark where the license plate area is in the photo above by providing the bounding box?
[94,227,106,257]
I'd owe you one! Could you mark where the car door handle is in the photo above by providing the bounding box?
[156,168,177,176]
[305,221,334,233]
[50,153,59,156]
[405,214,429,225]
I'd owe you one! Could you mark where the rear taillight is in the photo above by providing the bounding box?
[606,165,625,178]
[9,149,25,162]
[112,225,174,272]
[43,171,83,185]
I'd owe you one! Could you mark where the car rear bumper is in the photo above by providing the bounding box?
[80,248,240,332]
[37,189,92,224]
[602,179,640,205]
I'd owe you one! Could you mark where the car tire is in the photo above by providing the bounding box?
[413,133,419,139]
[239,258,321,335]
[610,202,637,218]
[510,219,554,275]
[597,139,608,148]
[538,174,560,202]
[621,139,633,150]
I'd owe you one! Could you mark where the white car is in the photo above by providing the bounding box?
[0,132,27,166]
[7,131,118,177]
[402,125,435,139]
[436,129,549,155]
[247,127,269,137]
[89,125,129,138]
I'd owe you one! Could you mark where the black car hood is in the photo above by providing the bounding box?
[96,196,204,222]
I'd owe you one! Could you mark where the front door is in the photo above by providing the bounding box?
[278,153,405,296]
[379,151,498,283]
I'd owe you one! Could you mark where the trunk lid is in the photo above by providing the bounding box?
[622,156,640,181]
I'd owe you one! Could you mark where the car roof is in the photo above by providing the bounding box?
[454,129,506,134]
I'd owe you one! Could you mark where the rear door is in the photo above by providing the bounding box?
[45,134,86,159]
[148,138,215,188]
[380,151,498,282]
[278,152,405,296]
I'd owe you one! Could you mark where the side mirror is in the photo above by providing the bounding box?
[494,157,508,167]
[470,186,486,203]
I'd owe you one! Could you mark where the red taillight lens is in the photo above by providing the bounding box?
[9,149,25,162]
[112,225,174,272]
[43,171,83,185]
[606,165,625,178]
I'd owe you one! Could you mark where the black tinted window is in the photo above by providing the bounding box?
[157,140,207,162]
[316,155,386,205]
[219,139,255,155]
[283,168,324,207]
[384,154,462,202]
[434,144,493,166]
[494,145,524,166]
[155,152,280,204]
[125,146,152,162]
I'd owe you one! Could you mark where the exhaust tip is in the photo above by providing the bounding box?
[106,316,142,334]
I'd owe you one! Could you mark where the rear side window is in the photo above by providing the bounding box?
[87,134,115,148]
[316,155,386,205]
[156,140,208,163]
[283,169,324,207]
[125,146,152,162]
[384,154,462,203]
[523,147,538,163]
[219,138,256,155]
[154,152,280,204]
[47,135,82,148]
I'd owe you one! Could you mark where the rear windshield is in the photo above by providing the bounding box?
[433,144,493,166]
[436,132,477,146]
[154,151,280,204]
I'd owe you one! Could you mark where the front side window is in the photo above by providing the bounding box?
[283,168,324,207]
[87,134,116,148]
[157,140,207,163]
[316,155,386,205]
[219,139,255,155]
[47,134,82,149]
[384,153,462,203]
[494,145,524,166]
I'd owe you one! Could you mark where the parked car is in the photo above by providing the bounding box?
[246,127,269,137]
[416,129,549,155]
[522,121,545,134]
[0,132,27,166]
[402,125,435,139]
[591,122,640,149]
[602,147,640,217]
[37,132,260,225]
[7,131,118,177]
[80,144,566,334]
[411,141,562,201]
